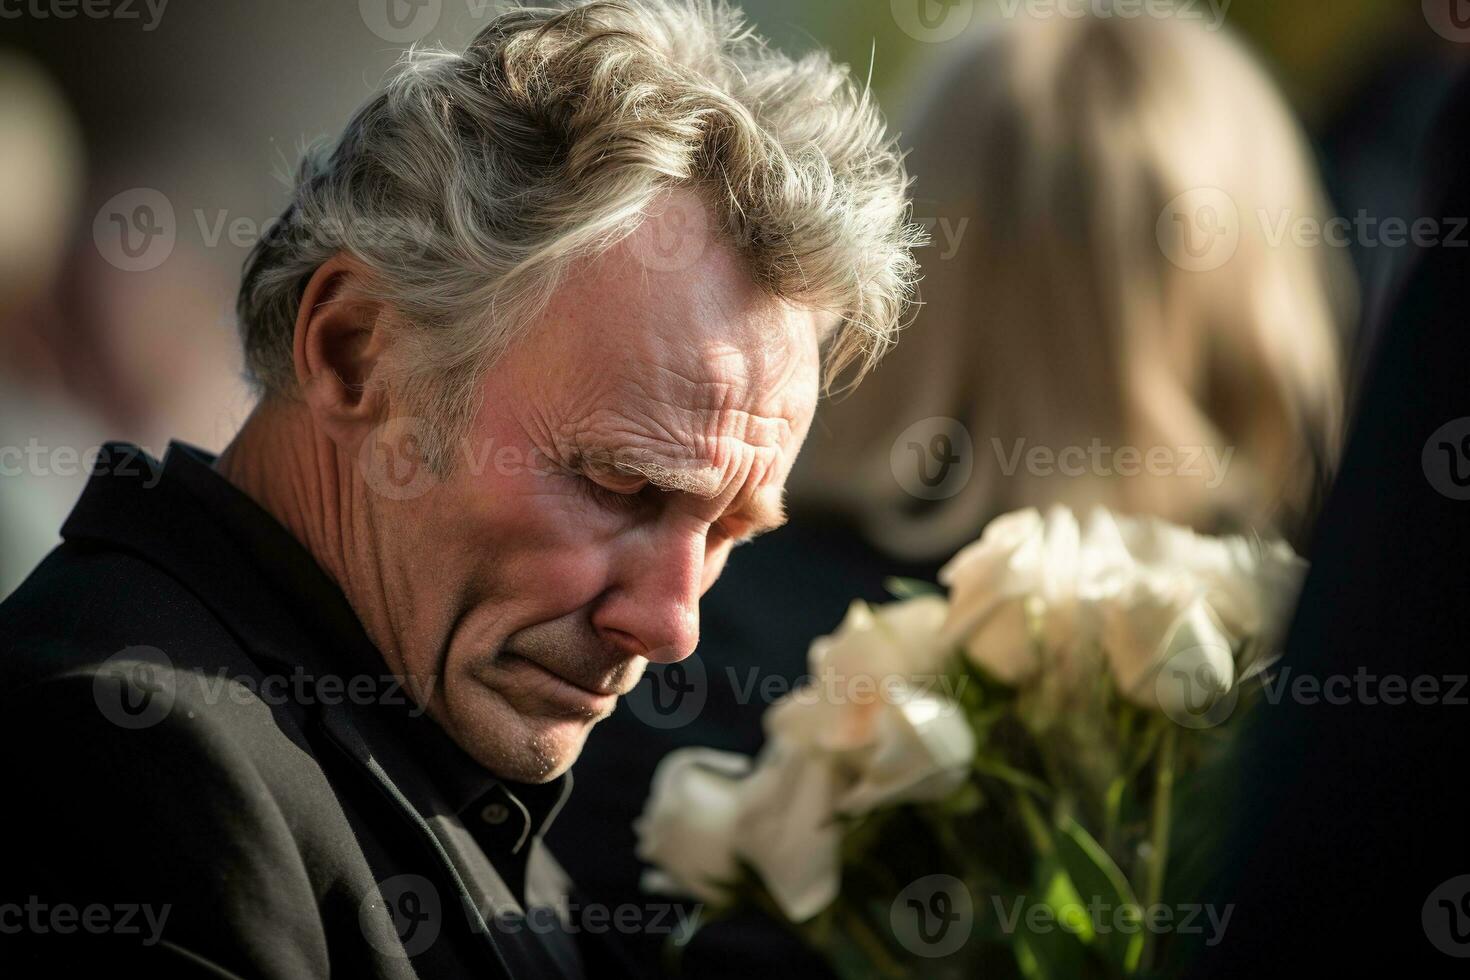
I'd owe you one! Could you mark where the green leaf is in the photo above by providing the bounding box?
[972,756,1053,801]
[1012,859,1088,979]
[1053,817,1144,975]
[883,576,944,599]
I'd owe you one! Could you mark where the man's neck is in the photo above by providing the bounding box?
[215,398,356,594]
[214,399,419,699]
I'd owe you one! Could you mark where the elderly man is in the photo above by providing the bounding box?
[0,1,916,977]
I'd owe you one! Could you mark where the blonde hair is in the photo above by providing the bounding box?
[238,0,921,469]
[792,11,1353,559]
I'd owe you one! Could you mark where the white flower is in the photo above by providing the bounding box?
[726,739,845,923]
[769,596,953,750]
[939,506,1121,684]
[635,748,750,904]
[1086,510,1303,709]
[940,505,1305,712]
[637,597,977,924]
[749,596,974,920]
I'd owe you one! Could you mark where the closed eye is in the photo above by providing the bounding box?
[577,473,655,513]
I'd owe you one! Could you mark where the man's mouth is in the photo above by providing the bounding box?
[492,650,625,718]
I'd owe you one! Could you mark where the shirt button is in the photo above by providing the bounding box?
[480,802,510,826]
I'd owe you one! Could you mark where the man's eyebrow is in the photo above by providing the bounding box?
[580,448,723,496]
[581,448,788,535]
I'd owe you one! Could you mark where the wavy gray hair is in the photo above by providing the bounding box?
[237,0,921,469]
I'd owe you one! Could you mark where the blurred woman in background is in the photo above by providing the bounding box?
[796,9,1356,559]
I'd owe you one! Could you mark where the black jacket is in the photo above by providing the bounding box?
[1199,67,1470,976]
[0,442,632,978]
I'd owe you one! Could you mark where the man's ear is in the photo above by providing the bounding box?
[292,254,392,450]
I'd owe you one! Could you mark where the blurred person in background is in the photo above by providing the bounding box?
[798,9,1356,562]
[0,50,250,597]
[553,10,1356,976]
[0,52,96,596]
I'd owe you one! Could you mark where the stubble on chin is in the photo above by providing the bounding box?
[437,671,597,783]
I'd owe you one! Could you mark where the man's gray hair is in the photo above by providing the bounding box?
[237,0,922,469]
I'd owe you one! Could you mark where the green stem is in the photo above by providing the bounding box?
[840,901,909,979]
[1103,776,1125,857]
[1015,787,1054,856]
[927,803,976,877]
[1142,725,1178,971]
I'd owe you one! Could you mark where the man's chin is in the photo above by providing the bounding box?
[443,681,602,782]
[493,715,594,783]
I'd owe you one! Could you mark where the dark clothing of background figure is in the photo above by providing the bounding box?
[1196,66,1470,978]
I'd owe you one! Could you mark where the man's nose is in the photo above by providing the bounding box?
[594,526,704,663]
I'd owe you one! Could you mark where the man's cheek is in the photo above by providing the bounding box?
[534,551,613,611]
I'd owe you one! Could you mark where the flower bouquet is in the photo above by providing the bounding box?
[635,506,1305,978]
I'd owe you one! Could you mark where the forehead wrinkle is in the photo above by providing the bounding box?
[585,445,789,534]
[573,393,797,483]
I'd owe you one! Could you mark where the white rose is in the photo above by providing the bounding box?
[728,739,844,923]
[1102,591,1235,710]
[941,506,1128,684]
[1084,509,1304,709]
[635,748,750,904]
[731,596,975,921]
[833,688,977,814]
[771,596,952,752]
[730,695,976,923]
[940,505,1305,713]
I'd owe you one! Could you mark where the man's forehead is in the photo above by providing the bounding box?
[574,337,814,460]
